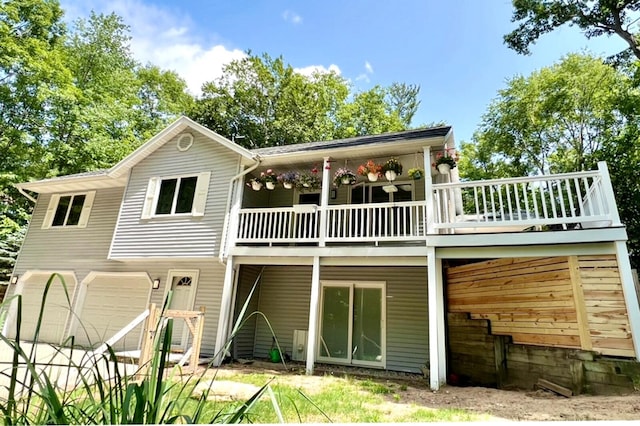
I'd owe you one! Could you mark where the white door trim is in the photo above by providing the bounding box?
[316,280,386,368]
[163,269,200,348]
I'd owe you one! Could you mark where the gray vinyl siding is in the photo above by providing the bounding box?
[233,265,262,358]
[110,130,241,259]
[250,265,429,373]
[9,185,226,355]
[253,266,313,358]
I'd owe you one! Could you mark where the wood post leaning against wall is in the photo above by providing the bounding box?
[137,304,206,379]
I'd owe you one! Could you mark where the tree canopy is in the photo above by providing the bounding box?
[460,53,640,267]
[189,52,420,148]
[505,0,640,63]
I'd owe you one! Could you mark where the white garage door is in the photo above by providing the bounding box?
[7,272,77,344]
[73,273,151,351]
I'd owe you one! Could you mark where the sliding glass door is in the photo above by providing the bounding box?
[318,281,385,367]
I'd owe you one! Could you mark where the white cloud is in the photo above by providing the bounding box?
[365,61,374,74]
[294,64,342,77]
[355,73,370,83]
[60,0,245,95]
[282,10,303,24]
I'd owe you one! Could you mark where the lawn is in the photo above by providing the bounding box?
[179,368,488,423]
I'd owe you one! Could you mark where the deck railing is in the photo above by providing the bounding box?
[233,164,617,245]
[325,201,427,242]
[432,168,613,231]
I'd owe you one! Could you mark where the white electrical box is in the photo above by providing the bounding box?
[292,329,308,361]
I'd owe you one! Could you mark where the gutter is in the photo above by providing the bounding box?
[218,155,262,264]
[16,185,37,204]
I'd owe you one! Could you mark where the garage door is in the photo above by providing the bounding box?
[73,273,151,351]
[8,271,77,344]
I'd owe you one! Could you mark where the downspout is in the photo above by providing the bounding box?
[17,186,37,204]
[218,155,262,264]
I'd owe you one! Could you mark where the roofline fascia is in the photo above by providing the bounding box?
[108,116,254,179]
[249,135,449,163]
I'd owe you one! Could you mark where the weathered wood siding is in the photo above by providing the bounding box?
[446,256,635,358]
[110,129,240,259]
[251,265,429,373]
[9,185,226,355]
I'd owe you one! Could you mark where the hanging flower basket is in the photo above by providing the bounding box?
[433,148,458,175]
[408,167,424,180]
[357,160,382,182]
[261,169,278,190]
[333,168,357,187]
[382,158,403,182]
[278,171,298,189]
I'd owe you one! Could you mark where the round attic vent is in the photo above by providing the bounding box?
[177,133,194,151]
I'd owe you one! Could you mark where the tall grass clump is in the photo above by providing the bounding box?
[0,272,291,424]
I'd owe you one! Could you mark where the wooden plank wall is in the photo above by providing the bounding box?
[446,256,635,358]
[578,255,634,357]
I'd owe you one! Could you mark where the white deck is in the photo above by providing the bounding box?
[231,164,618,247]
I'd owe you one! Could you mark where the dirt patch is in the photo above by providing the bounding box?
[201,360,640,421]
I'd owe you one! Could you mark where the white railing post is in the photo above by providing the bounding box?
[319,157,331,247]
[424,146,435,236]
[597,161,622,226]
[306,256,321,374]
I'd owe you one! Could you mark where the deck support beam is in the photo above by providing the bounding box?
[306,256,321,374]
[615,241,640,360]
[213,256,236,366]
[427,246,447,390]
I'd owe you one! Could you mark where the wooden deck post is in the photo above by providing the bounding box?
[306,256,321,375]
[427,247,446,390]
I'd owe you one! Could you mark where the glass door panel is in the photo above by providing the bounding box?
[319,286,350,360]
[352,287,383,362]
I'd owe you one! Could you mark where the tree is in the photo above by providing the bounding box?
[387,82,421,127]
[190,52,416,148]
[191,53,350,148]
[505,0,640,62]
[334,86,404,138]
[461,54,640,267]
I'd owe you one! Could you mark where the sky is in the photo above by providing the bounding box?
[59,0,628,145]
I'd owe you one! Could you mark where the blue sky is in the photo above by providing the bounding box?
[60,0,627,145]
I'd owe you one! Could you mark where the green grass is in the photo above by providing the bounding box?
[185,371,487,423]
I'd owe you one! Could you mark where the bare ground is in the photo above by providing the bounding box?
[203,360,640,421]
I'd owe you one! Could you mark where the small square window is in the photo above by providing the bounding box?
[154,176,197,215]
[141,172,210,219]
[43,192,94,229]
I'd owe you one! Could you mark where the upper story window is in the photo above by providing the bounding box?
[42,191,96,229]
[141,172,210,219]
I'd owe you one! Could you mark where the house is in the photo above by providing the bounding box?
[3,116,639,392]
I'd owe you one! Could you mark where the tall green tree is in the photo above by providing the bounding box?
[505,0,640,63]
[387,82,421,127]
[190,52,418,148]
[460,54,640,267]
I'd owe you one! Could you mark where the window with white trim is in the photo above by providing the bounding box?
[42,191,95,229]
[141,172,210,219]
